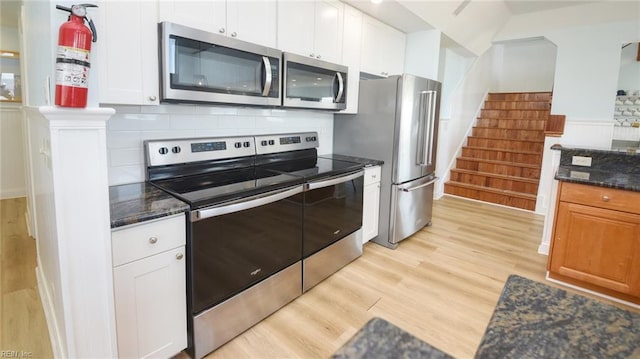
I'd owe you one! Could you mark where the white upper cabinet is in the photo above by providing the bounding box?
[360,15,406,77]
[159,1,277,47]
[340,4,363,114]
[278,0,344,64]
[97,0,159,105]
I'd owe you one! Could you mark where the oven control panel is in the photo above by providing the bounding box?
[145,136,256,166]
[255,132,319,155]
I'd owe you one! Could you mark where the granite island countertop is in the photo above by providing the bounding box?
[553,145,640,192]
[109,182,189,229]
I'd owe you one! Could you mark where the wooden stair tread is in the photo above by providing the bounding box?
[450,169,540,184]
[476,117,548,121]
[471,136,544,143]
[445,181,537,200]
[474,126,544,131]
[463,146,541,156]
[489,92,552,94]
[458,157,541,169]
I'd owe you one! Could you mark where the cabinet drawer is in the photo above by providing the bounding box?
[112,214,186,266]
[364,166,381,186]
[559,182,640,214]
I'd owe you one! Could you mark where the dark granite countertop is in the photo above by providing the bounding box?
[109,182,189,229]
[332,318,452,359]
[475,275,640,358]
[553,145,640,192]
[319,153,384,167]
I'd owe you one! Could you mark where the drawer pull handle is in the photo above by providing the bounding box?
[149,237,158,244]
[601,195,610,202]
[176,253,184,260]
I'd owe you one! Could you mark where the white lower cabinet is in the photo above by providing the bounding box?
[112,215,187,358]
[362,166,381,244]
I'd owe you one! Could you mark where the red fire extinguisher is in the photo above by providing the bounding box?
[55,4,97,108]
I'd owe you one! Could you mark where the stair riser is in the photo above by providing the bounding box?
[487,93,552,102]
[483,101,550,110]
[456,159,541,179]
[444,184,536,211]
[467,138,544,152]
[449,172,539,195]
[480,109,549,119]
[476,118,546,131]
[472,128,545,141]
[461,148,542,164]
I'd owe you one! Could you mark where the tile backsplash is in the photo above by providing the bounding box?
[106,104,334,185]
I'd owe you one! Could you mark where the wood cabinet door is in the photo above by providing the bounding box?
[113,247,187,358]
[550,202,640,296]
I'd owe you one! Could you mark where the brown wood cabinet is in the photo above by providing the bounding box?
[548,181,640,304]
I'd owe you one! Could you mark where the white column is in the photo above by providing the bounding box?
[25,106,116,358]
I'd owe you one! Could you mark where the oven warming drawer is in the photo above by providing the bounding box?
[192,262,301,359]
[302,230,362,292]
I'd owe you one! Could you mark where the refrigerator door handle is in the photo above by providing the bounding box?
[425,90,438,167]
[416,91,428,166]
[401,177,438,192]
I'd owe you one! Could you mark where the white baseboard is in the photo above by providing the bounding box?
[36,265,65,359]
[537,243,549,255]
[0,187,26,199]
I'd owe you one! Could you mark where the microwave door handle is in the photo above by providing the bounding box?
[168,37,176,74]
[261,56,272,97]
[333,72,344,103]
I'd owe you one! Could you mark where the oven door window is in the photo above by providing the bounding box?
[170,35,279,99]
[303,176,363,257]
[285,62,346,104]
[190,192,302,314]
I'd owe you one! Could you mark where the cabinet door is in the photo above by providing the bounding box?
[360,15,383,76]
[360,16,405,77]
[363,182,381,243]
[114,247,187,358]
[313,0,343,64]
[550,202,640,296]
[384,27,406,76]
[227,1,277,47]
[340,5,362,114]
[158,1,226,35]
[97,1,159,105]
[277,1,315,57]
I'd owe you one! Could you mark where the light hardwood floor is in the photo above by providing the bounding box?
[0,198,52,358]
[2,195,637,358]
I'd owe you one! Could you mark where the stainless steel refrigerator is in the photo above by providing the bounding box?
[334,74,441,249]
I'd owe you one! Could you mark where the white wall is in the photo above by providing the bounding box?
[0,25,20,50]
[438,45,475,120]
[0,105,27,198]
[107,105,335,185]
[404,29,441,80]
[435,47,496,198]
[618,42,640,94]
[493,39,556,93]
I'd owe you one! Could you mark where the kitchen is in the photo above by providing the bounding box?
[1,0,640,358]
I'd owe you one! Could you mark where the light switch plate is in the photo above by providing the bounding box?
[570,171,590,180]
[571,156,592,167]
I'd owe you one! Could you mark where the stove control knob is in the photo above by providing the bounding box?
[268,140,275,145]
[158,147,169,155]
[171,146,181,154]
[234,142,242,149]
[261,140,267,146]
[312,136,317,141]
[243,141,251,148]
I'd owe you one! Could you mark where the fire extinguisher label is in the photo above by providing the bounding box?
[55,46,90,88]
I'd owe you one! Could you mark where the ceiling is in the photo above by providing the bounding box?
[503,0,597,15]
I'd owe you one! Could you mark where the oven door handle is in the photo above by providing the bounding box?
[193,185,303,221]
[306,170,364,191]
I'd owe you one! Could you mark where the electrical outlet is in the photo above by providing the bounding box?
[571,156,592,167]
[570,171,590,180]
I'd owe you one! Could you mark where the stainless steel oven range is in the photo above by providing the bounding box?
[145,132,364,358]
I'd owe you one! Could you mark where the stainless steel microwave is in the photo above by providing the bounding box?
[282,52,347,110]
[159,22,282,107]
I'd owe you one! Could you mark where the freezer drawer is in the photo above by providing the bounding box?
[389,175,437,245]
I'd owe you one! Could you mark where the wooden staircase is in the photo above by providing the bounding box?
[444,92,552,211]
